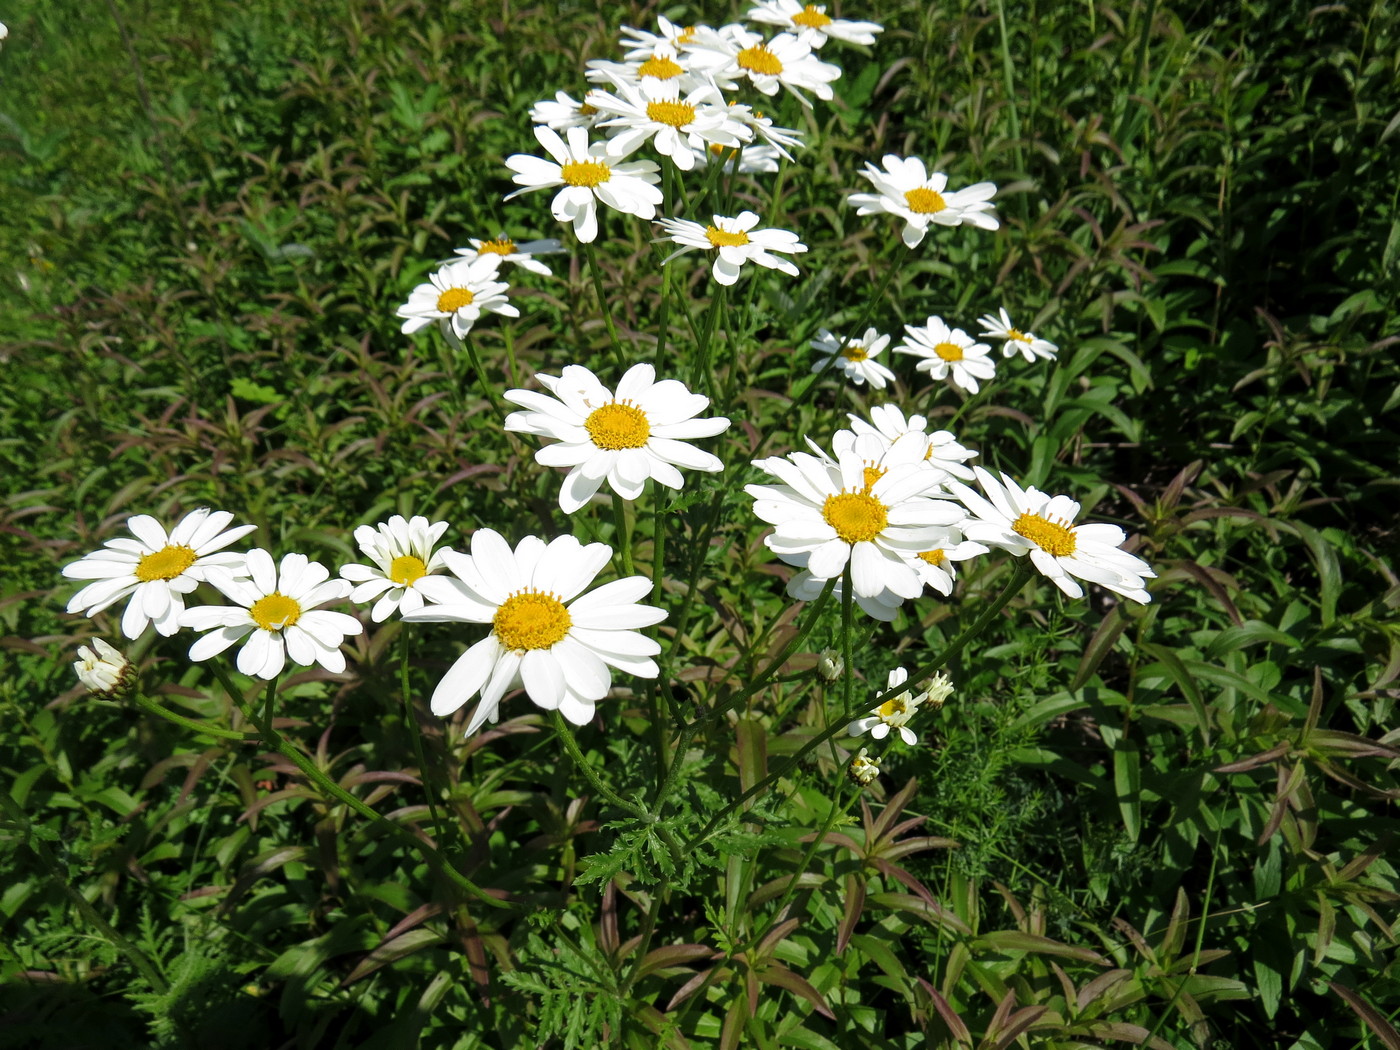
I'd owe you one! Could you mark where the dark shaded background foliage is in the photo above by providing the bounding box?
[2,0,1397,1047]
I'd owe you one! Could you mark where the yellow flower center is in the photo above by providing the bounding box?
[841,344,870,362]
[737,45,784,76]
[792,5,833,28]
[709,142,738,158]
[676,26,697,44]
[578,102,599,115]
[860,465,885,492]
[822,491,888,544]
[560,159,611,187]
[135,544,198,582]
[638,54,683,79]
[477,238,516,256]
[646,99,696,127]
[437,287,475,313]
[1007,328,1030,342]
[250,592,302,632]
[389,554,427,585]
[584,401,651,450]
[933,341,964,362]
[877,692,911,720]
[918,548,947,566]
[705,225,750,248]
[904,187,947,214]
[1012,512,1077,557]
[493,590,572,652]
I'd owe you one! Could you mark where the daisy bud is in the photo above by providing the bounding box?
[921,672,954,709]
[816,648,844,681]
[74,639,134,699]
[848,747,880,787]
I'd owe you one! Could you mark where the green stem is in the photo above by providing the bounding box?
[650,486,670,793]
[611,492,635,576]
[653,577,838,809]
[460,329,507,416]
[691,282,727,399]
[400,630,452,850]
[550,711,646,819]
[132,692,255,741]
[1,793,169,993]
[690,561,1033,844]
[206,661,506,909]
[581,239,625,371]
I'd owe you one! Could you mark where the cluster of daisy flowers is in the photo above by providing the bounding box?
[62,510,666,734]
[748,403,1157,624]
[812,308,1060,395]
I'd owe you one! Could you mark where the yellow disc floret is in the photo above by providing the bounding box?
[493,590,571,651]
[585,401,651,450]
[933,341,964,362]
[638,54,683,79]
[1008,328,1030,342]
[477,238,516,256]
[705,225,750,248]
[646,99,696,127]
[792,5,833,28]
[1012,512,1077,557]
[389,555,428,586]
[822,492,888,543]
[877,692,911,721]
[561,159,611,187]
[737,45,784,76]
[135,544,198,582]
[904,187,947,214]
[437,287,475,313]
[250,592,302,632]
[918,548,947,566]
[842,344,870,362]
[860,465,885,492]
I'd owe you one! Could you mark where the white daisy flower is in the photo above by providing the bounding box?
[181,550,362,680]
[656,211,807,286]
[505,125,662,244]
[402,530,666,731]
[848,667,928,745]
[848,747,880,786]
[747,435,965,602]
[847,155,999,247]
[977,307,1059,362]
[588,43,728,93]
[73,639,132,697]
[619,16,704,57]
[949,467,1156,603]
[897,315,998,394]
[809,327,897,390]
[746,1,883,48]
[785,561,904,621]
[339,515,454,623]
[455,236,562,277]
[905,525,989,596]
[591,79,750,172]
[726,103,804,161]
[63,509,257,640]
[396,255,520,338]
[504,363,730,513]
[842,404,978,481]
[683,27,840,105]
[529,89,608,131]
[703,141,782,174]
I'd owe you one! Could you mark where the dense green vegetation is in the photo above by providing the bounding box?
[2,0,1397,1047]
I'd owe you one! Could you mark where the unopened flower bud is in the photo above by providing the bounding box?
[921,672,954,709]
[848,747,880,787]
[73,639,134,699]
[817,648,844,681]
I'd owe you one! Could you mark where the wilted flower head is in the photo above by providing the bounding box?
[848,747,880,786]
[816,647,844,681]
[848,666,927,745]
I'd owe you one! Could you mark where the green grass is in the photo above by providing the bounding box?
[2,0,1398,1047]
